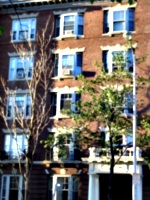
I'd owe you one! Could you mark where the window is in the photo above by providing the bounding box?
[52,132,76,161]
[102,49,133,73]
[124,93,133,115]
[50,92,81,118]
[4,134,28,160]
[53,52,82,77]
[7,94,31,118]
[49,176,78,200]
[103,8,135,34]
[55,13,84,38]
[1,175,24,200]
[9,56,33,80]
[99,127,133,148]
[12,18,36,41]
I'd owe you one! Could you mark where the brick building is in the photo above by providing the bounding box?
[0,0,150,200]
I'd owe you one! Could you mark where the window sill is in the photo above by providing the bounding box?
[52,35,84,41]
[6,116,31,120]
[102,31,136,37]
[121,112,133,118]
[51,75,76,80]
[7,78,32,81]
[50,114,71,120]
[10,39,36,43]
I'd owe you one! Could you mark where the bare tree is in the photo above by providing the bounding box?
[0,17,54,200]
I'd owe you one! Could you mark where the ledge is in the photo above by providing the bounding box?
[82,156,144,164]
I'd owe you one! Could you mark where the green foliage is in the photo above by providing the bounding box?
[70,61,133,148]
[40,129,74,159]
[0,27,5,35]
[40,134,55,148]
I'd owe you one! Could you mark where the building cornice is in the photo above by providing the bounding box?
[10,12,39,19]
[0,0,113,14]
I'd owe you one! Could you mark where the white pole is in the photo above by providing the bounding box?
[123,33,141,200]
[132,47,137,200]
[132,52,137,174]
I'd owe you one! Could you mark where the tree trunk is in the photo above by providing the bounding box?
[24,135,33,200]
[108,135,114,200]
[24,155,31,200]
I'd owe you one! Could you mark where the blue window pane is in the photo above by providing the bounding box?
[113,22,124,31]
[78,15,84,35]
[129,8,134,19]
[64,16,75,33]
[129,21,134,31]
[113,11,125,31]
[113,11,124,21]
[62,55,74,68]
[78,25,83,35]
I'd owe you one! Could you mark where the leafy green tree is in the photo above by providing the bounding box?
[71,61,134,200]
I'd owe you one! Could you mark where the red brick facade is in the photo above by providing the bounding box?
[0,0,150,200]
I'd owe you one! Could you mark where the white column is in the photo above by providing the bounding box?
[132,172,142,200]
[88,174,99,200]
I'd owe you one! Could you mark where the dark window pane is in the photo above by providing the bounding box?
[128,8,135,31]
[55,16,60,37]
[51,93,57,116]
[54,54,59,76]
[78,25,83,35]
[77,53,82,67]
[7,105,12,117]
[102,51,108,72]
[48,177,53,200]
[9,190,18,200]
[103,10,109,33]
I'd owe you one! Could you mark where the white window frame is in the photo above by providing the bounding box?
[103,4,136,35]
[48,128,76,161]
[11,18,36,42]
[1,175,23,200]
[50,87,79,119]
[4,133,28,160]
[52,47,84,79]
[50,175,78,200]
[53,9,85,39]
[101,44,136,73]
[105,50,133,73]
[7,94,32,119]
[9,56,34,80]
